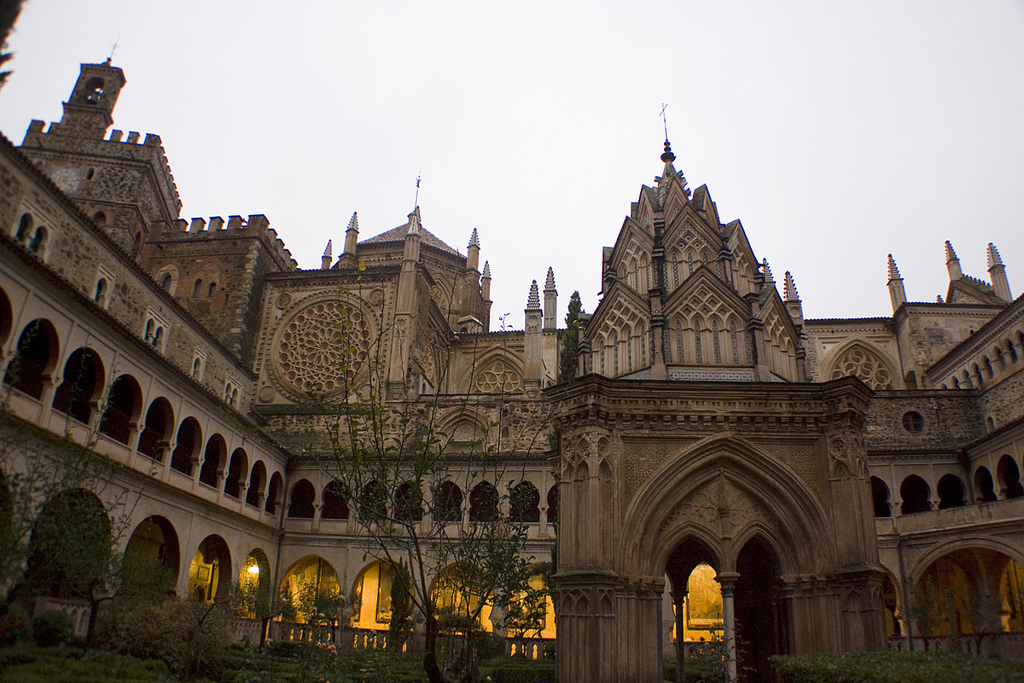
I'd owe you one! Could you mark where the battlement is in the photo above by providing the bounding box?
[24,120,183,217]
[159,214,298,270]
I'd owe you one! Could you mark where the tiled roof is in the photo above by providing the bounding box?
[360,218,462,256]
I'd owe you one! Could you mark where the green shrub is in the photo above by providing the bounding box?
[0,603,31,647]
[32,609,73,647]
[99,598,230,681]
[771,651,1024,683]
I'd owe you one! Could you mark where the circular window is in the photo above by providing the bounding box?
[902,411,924,433]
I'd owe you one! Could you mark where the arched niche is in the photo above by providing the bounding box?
[188,535,231,603]
[123,515,180,594]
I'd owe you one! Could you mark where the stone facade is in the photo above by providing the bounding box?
[2,61,1023,682]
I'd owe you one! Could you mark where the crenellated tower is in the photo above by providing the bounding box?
[18,62,182,257]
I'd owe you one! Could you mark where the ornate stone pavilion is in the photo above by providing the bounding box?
[2,62,1024,682]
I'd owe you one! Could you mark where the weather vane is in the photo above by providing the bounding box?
[106,35,121,64]
[413,172,421,209]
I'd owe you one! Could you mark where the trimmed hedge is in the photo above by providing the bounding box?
[771,651,1024,683]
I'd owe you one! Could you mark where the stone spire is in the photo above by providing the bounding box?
[481,261,492,301]
[343,212,359,256]
[887,254,906,312]
[403,208,421,262]
[527,280,541,310]
[321,239,332,269]
[783,271,799,302]
[761,258,775,285]
[543,267,557,330]
[467,228,480,272]
[945,241,963,281]
[784,271,804,325]
[988,242,1012,302]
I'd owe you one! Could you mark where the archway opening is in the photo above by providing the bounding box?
[237,548,272,620]
[735,536,786,683]
[664,537,721,680]
[123,516,180,596]
[188,535,231,603]
[281,556,342,625]
[914,548,1024,636]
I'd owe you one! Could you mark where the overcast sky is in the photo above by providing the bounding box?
[2,1,1023,326]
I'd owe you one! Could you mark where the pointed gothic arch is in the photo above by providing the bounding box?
[823,339,898,391]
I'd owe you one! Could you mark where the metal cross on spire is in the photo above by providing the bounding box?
[105,35,121,65]
[413,172,421,210]
[661,102,669,141]
[659,103,676,164]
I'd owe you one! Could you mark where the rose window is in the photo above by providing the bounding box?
[474,358,522,394]
[275,300,370,395]
[830,346,893,390]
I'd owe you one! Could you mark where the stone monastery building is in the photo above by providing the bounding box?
[2,62,1024,681]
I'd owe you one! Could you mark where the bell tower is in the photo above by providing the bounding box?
[57,61,126,138]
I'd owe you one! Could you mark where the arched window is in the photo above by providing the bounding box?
[997,455,1024,499]
[137,398,174,460]
[511,481,540,523]
[192,279,202,298]
[870,477,891,518]
[52,348,105,424]
[469,481,498,522]
[161,273,173,291]
[434,481,463,524]
[224,448,248,498]
[937,474,966,509]
[974,466,997,502]
[199,434,226,488]
[395,482,423,522]
[899,475,931,515]
[288,480,315,519]
[3,319,59,399]
[15,213,32,243]
[321,480,349,519]
[266,472,283,514]
[245,461,267,508]
[98,375,142,445]
[170,417,201,475]
[208,282,217,298]
[547,485,558,525]
[93,278,108,304]
[28,226,48,255]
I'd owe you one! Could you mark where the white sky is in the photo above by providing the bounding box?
[2,1,1023,326]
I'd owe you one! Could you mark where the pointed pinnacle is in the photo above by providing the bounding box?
[988,243,1004,268]
[346,212,359,232]
[469,228,480,248]
[527,280,541,309]
[482,261,491,279]
[761,258,774,283]
[323,239,332,257]
[945,240,958,262]
[887,254,902,280]
[784,271,799,301]
[545,266,556,290]
[407,208,421,235]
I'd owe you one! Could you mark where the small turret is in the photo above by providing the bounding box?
[321,240,332,270]
[343,212,359,256]
[467,228,480,272]
[945,241,963,281]
[524,280,543,390]
[987,243,1013,302]
[56,62,127,138]
[887,254,907,312]
[543,267,557,330]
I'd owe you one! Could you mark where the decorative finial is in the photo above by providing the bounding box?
[527,280,541,309]
[346,212,359,232]
[413,173,421,211]
[761,258,774,283]
[887,254,902,280]
[469,228,480,248]
[784,271,799,301]
[323,239,332,257]
[987,243,1004,268]
[945,240,958,262]
[407,207,421,235]
[482,261,491,279]
[545,266,556,290]
[660,103,676,163]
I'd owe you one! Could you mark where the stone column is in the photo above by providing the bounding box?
[718,573,739,683]
[672,588,687,683]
